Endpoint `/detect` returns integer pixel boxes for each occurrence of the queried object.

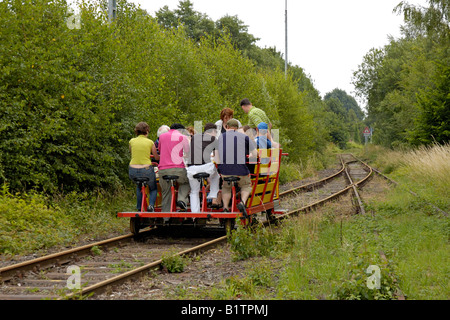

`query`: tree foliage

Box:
[0,0,129,192]
[1,0,335,193]
[353,0,449,148]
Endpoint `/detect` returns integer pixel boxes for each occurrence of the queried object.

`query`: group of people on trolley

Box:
[128,98,280,217]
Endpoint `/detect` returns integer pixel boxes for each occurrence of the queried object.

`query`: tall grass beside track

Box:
[283,143,449,300]
[216,143,449,300]
[276,191,449,300]
[362,143,450,212]
[0,185,130,257]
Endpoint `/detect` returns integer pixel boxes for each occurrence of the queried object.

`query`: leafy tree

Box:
[395,0,449,43]
[324,89,364,121]
[154,5,177,29]
[250,46,285,72]
[156,0,215,42]
[347,109,363,144]
[322,98,349,149]
[353,0,449,148]
[396,0,450,145]
[323,89,365,147]
[0,0,129,192]
[263,71,316,161]
[410,59,450,144]
[215,15,259,53]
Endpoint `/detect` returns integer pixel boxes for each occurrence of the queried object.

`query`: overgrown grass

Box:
[352,190,448,300]
[345,141,364,154]
[228,220,277,261]
[219,190,448,300]
[52,188,132,239]
[209,259,277,300]
[275,210,353,299]
[0,184,131,256]
[361,143,450,211]
[161,249,187,273]
[214,143,449,300]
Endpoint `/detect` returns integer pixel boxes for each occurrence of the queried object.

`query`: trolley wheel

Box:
[224,218,235,234]
[130,217,141,235]
[265,209,275,222]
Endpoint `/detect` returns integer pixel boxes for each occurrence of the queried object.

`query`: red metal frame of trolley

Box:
[117,149,288,223]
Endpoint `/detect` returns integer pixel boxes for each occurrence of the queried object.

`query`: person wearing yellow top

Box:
[129,122,159,211]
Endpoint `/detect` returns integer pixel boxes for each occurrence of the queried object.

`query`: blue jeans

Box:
[129,166,157,211]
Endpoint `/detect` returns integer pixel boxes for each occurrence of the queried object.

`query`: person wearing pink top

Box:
[157,123,190,212]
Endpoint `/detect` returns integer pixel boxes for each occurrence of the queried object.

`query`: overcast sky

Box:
[129,0,429,101]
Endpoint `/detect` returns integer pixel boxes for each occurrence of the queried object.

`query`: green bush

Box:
[0,184,74,255]
[333,250,402,300]
[161,250,186,273]
[229,220,277,260]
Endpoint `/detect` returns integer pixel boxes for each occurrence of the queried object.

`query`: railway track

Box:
[0,228,226,300]
[274,153,372,219]
[1,153,444,300]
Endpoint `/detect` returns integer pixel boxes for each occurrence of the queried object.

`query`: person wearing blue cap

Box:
[255,122,279,149]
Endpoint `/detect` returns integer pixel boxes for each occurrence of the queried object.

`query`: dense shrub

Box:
[0,184,74,254]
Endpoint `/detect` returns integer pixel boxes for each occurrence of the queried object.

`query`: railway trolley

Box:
[117,148,288,234]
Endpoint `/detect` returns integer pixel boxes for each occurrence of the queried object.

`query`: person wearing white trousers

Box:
[186,162,220,213]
